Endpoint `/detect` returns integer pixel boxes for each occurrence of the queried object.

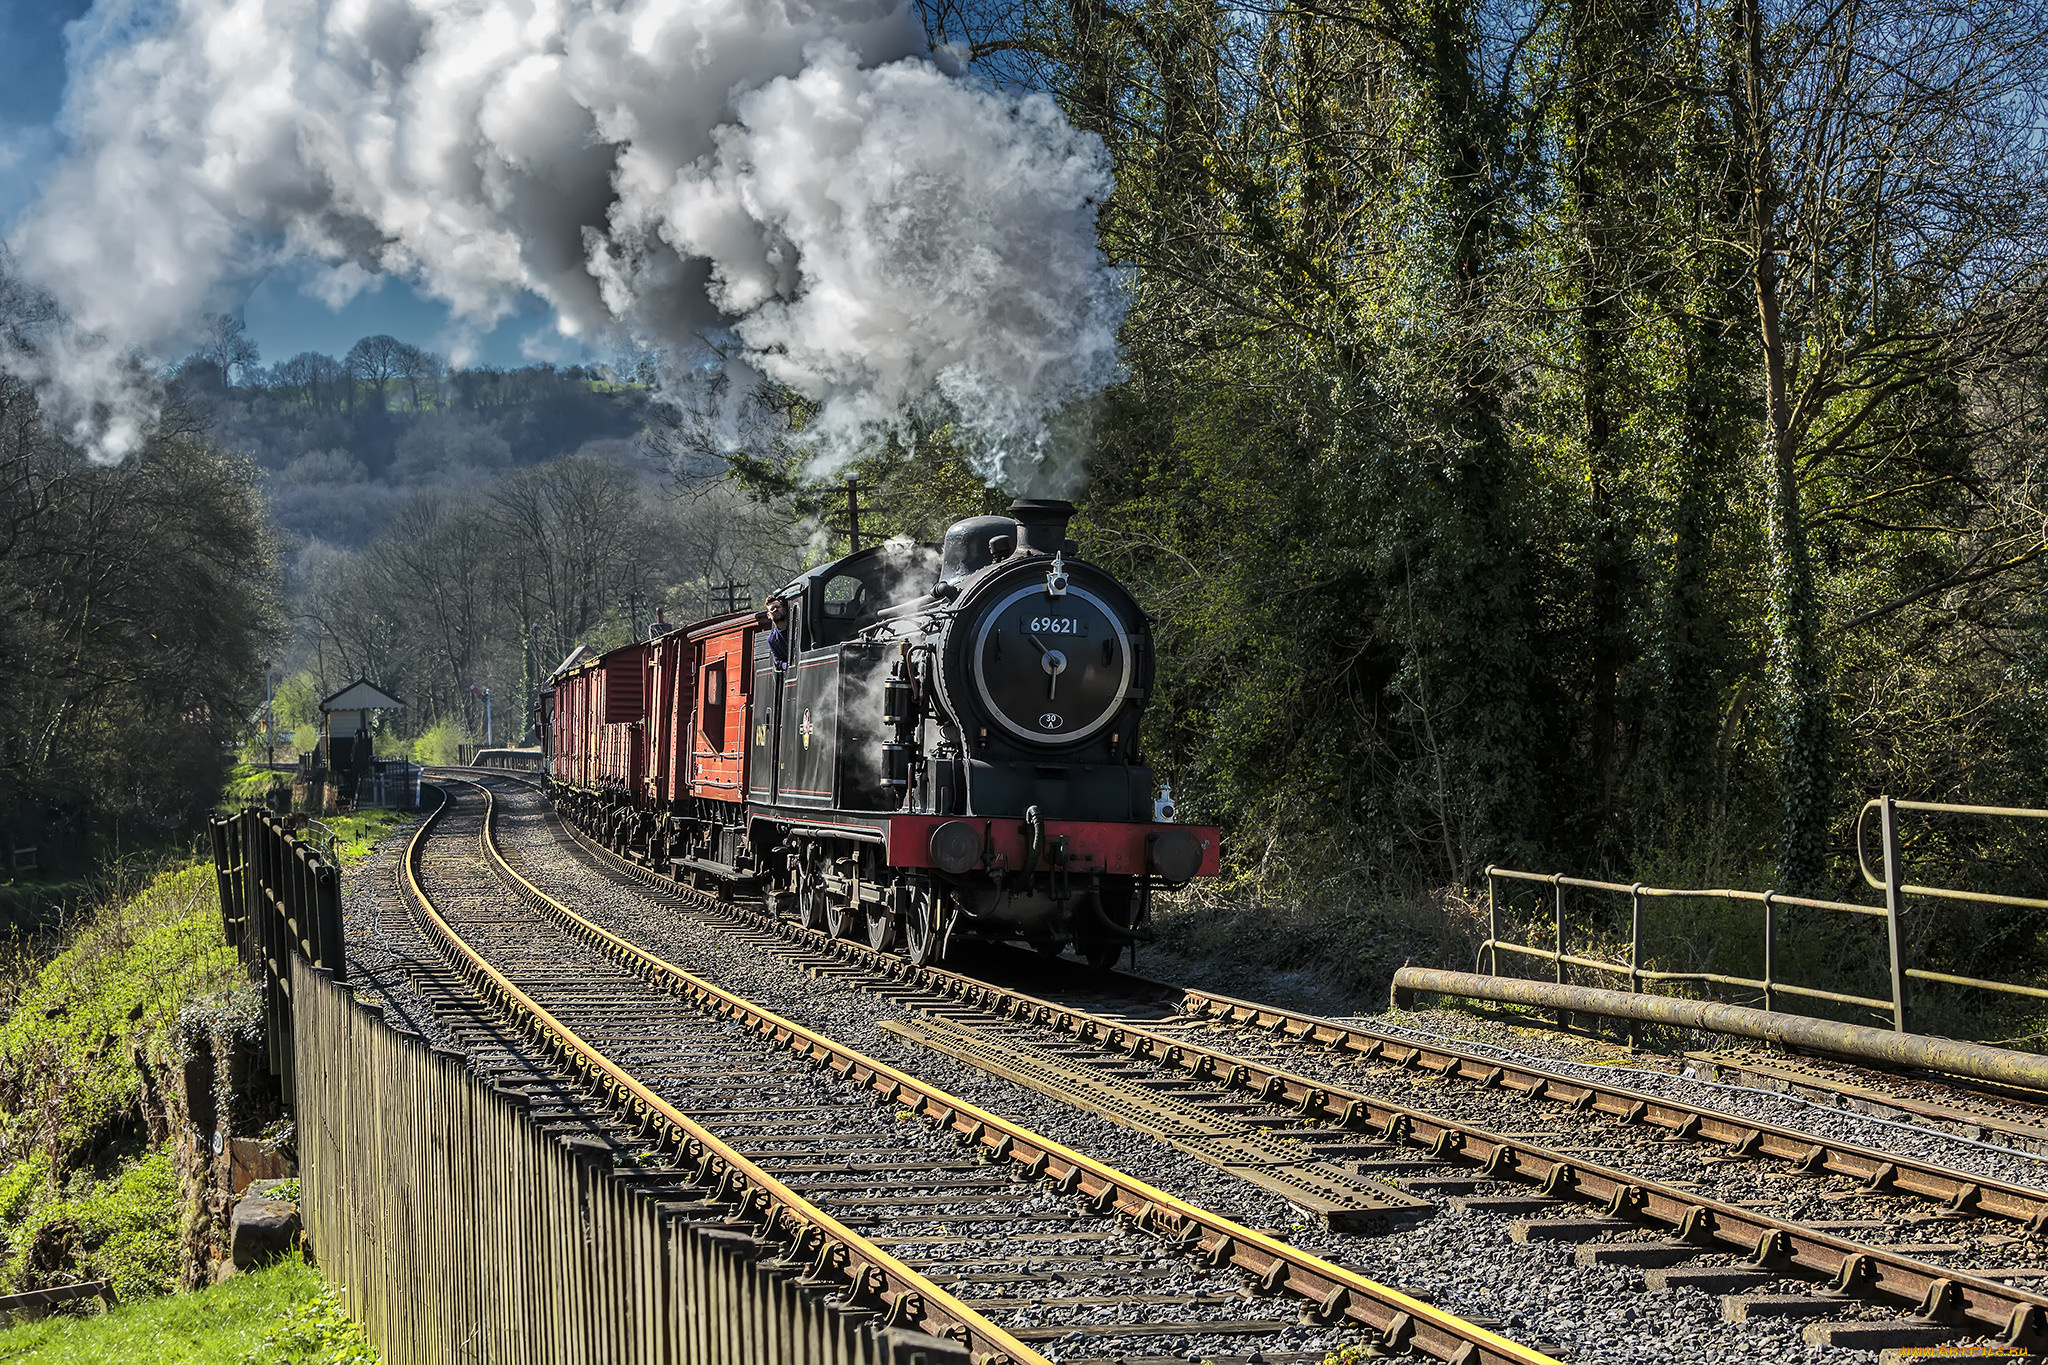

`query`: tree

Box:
[401,345,445,411]
[1722,0,2048,886]
[196,312,261,386]
[275,350,346,411]
[344,335,415,411]
[0,337,281,837]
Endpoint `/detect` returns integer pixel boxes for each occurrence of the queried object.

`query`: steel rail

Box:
[465,776,1557,1365]
[402,786,1044,1365]
[1168,984,2048,1229]
[928,984,2048,1349]
[579,819,2048,1240]
[521,779,2048,1350]
[760,914,2048,1341]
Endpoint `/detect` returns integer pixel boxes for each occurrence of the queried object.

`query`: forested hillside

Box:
[174,347,799,756]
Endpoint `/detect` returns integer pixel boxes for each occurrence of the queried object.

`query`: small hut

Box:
[318,678,404,802]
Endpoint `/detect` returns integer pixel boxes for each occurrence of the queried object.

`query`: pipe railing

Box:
[1478,794,2048,1040]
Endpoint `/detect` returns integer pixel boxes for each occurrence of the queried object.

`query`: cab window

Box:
[822,574,866,617]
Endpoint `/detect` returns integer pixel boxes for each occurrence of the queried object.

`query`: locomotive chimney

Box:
[1008,499,1075,556]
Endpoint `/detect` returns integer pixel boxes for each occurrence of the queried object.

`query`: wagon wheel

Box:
[902,884,941,967]
[864,896,898,953]
[1084,939,1125,971]
[795,852,830,932]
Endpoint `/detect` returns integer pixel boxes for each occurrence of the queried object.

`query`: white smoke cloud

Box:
[3,0,1126,486]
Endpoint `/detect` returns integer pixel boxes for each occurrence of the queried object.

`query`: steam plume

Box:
[4,0,1126,486]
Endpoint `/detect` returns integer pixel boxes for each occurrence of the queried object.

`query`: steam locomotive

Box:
[539,498,1219,967]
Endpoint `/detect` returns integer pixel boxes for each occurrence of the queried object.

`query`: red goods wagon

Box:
[552,663,597,790]
[595,643,650,794]
[647,631,693,805]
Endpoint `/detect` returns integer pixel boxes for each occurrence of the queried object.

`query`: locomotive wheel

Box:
[1083,940,1124,971]
[795,859,830,932]
[864,900,897,953]
[902,887,940,967]
[825,893,855,940]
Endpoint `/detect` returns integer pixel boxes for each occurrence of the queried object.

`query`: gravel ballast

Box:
[410,776,1951,1365]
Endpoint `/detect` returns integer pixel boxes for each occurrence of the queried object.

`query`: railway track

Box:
[1680,1047,2048,1155]
[480,769,2048,1357]
[399,777,1552,1365]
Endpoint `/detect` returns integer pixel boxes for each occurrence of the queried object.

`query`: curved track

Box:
[403,776,1555,1365]
[500,769,2048,1357]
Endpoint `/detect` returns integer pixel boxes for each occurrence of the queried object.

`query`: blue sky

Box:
[0,0,588,371]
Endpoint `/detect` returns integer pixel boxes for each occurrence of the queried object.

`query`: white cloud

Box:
[1,0,1125,483]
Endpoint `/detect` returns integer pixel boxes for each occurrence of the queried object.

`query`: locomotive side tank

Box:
[542,497,1219,968]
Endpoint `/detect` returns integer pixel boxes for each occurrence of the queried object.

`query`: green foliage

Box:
[0,865,252,1299]
[240,1267,379,1365]
[0,399,284,851]
[271,674,323,737]
[221,766,289,808]
[0,1150,182,1302]
[404,720,472,767]
[0,865,243,1171]
[885,0,2048,926]
[0,1256,379,1364]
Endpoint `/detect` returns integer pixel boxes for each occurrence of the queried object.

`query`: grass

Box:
[1148,876,1488,1011]
[312,811,408,867]
[220,765,291,809]
[0,864,257,1298]
[0,1256,377,1364]
[0,865,245,1169]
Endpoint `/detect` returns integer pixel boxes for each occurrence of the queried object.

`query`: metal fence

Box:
[465,748,544,772]
[213,808,971,1365]
[354,760,425,809]
[1478,794,2048,1038]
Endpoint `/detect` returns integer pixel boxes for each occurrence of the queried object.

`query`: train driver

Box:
[757,595,791,670]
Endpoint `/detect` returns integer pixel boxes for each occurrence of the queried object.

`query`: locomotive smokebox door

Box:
[970,584,1132,746]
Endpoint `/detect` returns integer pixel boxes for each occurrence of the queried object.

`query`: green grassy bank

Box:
[0,858,379,1360]
[0,1256,372,1364]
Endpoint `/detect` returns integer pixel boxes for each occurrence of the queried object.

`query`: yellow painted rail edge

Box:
[472,777,1559,1365]
[402,787,1045,1365]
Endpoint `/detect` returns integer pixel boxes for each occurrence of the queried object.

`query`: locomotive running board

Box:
[881,1014,1436,1235]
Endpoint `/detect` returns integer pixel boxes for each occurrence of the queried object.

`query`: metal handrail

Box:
[1482,793,2048,1041]
[302,819,340,862]
[1856,797,2048,910]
